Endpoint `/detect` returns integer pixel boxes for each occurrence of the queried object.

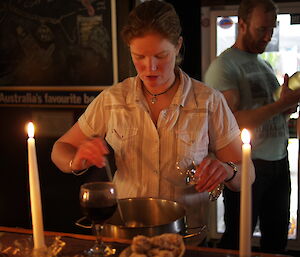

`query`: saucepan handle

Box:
[182,225,207,239]
[75,216,92,229]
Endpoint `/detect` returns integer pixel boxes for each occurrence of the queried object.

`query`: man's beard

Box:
[243,29,268,54]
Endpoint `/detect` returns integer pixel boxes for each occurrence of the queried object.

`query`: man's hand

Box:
[279,74,300,113]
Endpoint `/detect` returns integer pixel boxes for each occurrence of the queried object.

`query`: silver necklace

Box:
[143,78,177,104]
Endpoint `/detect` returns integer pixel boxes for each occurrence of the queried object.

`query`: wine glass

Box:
[179,160,224,201]
[162,159,224,201]
[79,182,118,256]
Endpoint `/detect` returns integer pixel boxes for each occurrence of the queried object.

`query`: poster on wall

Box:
[0,0,117,107]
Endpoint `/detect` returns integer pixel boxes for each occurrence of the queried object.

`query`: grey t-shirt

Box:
[205,47,288,161]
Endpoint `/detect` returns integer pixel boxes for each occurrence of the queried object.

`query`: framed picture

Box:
[0,0,118,107]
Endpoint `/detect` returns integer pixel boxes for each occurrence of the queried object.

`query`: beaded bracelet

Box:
[69,159,89,176]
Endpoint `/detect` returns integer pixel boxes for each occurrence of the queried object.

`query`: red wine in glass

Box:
[81,204,117,225]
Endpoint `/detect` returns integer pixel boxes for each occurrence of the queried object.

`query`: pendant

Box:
[151,96,157,104]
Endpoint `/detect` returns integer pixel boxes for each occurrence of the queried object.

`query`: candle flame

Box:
[83,191,89,201]
[28,122,35,138]
[241,129,250,144]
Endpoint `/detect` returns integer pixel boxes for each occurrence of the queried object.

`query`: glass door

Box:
[204,2,300,250]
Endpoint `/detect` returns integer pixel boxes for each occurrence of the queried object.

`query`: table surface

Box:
[0,226,291,257]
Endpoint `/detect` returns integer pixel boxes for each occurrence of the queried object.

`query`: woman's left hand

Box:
[194,157,228,193]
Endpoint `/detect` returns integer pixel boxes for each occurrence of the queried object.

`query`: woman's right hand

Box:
[52,122,109,173]
[71,137,109,171]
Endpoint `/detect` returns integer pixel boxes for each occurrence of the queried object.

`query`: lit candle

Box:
[239,129,252,257]
[27,122,46,250]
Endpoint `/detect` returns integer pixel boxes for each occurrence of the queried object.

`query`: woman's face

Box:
[129,33,181,89]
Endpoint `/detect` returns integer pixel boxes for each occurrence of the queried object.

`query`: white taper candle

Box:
[27,122,46,250]
[239,129,252,257]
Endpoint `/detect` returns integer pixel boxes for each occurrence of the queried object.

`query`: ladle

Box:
[104,157,126,225]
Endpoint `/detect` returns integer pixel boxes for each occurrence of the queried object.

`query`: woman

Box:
[51,0,255,244]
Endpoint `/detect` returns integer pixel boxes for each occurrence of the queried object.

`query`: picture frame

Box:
[0,0,118,107]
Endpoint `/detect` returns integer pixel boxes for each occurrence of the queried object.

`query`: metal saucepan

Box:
[101,197,206,240]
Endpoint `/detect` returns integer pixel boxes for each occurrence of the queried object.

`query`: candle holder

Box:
[0,236,65,257]
[31,247,48,257]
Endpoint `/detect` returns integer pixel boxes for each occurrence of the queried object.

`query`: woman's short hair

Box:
[121,0,182,47]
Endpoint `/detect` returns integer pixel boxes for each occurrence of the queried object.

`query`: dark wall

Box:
[168,0,202,80]
[0,107,83,233]
[0,107,116,233]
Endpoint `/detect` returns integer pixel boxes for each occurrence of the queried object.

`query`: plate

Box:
[119,247,132,257]
[119,243,185,257]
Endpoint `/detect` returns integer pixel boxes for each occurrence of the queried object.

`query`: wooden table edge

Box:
[0,226,290,257]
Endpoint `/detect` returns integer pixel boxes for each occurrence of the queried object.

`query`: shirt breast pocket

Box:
[106,127,138,158]
[176,130,208,161]
[177,131,196,145]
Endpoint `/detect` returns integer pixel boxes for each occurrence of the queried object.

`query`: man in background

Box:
[205,0,300,253]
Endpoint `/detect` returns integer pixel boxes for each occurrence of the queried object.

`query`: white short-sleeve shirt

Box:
[78,69,240,233]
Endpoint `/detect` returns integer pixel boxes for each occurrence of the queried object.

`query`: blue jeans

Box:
[218,157,291,254]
